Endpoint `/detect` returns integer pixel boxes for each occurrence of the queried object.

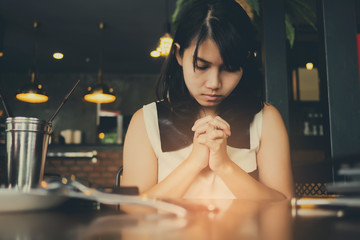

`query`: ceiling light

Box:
[84,22,116,104]
[150,33,173,58]
[16,21,48,103]
[53,52,64,59]
[16,72,49,103]
[84,70,116,103]
[306,62,314,70]
[150,50,161,58]
[150,0,173,58]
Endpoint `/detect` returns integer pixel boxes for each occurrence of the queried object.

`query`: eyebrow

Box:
[196,57,212,64]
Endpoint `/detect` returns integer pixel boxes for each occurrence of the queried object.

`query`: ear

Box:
[174,43,183,66]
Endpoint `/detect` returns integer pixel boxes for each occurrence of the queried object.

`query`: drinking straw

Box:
[0,86,12,117]
[48,79,80,123]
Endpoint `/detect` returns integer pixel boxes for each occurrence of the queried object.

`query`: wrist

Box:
[210,155,232,175]
[185,154,208,172]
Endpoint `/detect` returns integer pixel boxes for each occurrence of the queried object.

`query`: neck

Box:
[199,107,217,118]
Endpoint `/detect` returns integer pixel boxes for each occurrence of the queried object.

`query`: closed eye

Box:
[195,57,211,71]
[195,64,209,70]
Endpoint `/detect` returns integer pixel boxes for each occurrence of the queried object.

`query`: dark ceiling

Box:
[0,0,176,74]
[0,0,359,75]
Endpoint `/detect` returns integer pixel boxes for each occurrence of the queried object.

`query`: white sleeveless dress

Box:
[143,102,262,199]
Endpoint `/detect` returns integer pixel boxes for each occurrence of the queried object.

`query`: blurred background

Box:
[0,0,359,192]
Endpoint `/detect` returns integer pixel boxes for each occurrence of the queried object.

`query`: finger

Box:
[194,123,211,137]
[204,138,223,152]
[197,134,207,144]
[208,117,231,136]
[215,116,230,129]
[192,116,213,131]
[207,129,226,140]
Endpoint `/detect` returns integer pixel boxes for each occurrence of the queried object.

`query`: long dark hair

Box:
[157,0,264,127]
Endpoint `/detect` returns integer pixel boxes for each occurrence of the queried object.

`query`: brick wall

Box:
[0,145,123,188]
[45,147,123,188]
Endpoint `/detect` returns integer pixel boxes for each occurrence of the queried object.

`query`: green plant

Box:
[172,0,317,48]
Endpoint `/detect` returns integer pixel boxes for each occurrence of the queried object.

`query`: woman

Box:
[121,0,293,199]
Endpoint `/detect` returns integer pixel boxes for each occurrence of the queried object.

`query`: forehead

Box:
[187,38,222,63]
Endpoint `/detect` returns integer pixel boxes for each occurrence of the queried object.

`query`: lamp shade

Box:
[84,82,116,103]
[16,73,48,103]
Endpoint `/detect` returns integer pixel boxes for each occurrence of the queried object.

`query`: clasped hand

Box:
[190,115,231,172]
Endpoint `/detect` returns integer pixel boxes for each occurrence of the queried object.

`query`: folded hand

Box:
[192,116,231,172]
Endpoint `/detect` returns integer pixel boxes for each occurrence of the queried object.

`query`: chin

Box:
[199,101,219,108]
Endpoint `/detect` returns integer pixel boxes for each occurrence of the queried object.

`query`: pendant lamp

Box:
[16,21,48,103]
[150,0,173,58]
[16,72,48,103]
[84,22,116,104]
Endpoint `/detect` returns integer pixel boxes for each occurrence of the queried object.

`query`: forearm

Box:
[143,158,203,198]
[214,159,286,200]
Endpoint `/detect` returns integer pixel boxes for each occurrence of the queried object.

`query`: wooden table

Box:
[0,198,359,240]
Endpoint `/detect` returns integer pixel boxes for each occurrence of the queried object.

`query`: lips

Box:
[202,94,222,101]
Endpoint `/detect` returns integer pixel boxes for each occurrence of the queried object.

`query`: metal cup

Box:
[5,117,52,191]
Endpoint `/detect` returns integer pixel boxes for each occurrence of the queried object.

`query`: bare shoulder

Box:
[123,108,147,150]
[261,103,288,139]
[127,108,146,132]
[131,108,144,124]
[262,103,284,123]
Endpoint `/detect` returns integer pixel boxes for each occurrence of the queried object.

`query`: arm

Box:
[121,108,209,198]
[120,109,158,193]
[256,104,294,198]
[196,104,293,199]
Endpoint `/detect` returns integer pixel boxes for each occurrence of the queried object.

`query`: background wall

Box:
[0,73,158,143]
[45,146,123,189]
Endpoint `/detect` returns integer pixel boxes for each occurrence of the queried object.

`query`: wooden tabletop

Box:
[0,198,359,240]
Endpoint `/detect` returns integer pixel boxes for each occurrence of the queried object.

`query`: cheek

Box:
[183,66,200,92]
[223,73,242,92]
[221,79,241,98]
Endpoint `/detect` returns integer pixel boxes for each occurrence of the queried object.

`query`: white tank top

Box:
[143,102,262,199]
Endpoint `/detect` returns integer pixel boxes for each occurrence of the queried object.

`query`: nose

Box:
[205,70,221,90]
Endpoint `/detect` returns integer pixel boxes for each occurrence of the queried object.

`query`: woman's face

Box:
[176,38,243,112]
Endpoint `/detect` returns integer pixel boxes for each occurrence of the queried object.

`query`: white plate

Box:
[0,188,67,212]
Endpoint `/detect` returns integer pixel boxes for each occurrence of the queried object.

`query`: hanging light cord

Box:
[97,22,104,84]
[164,0,171,33]
[32,21,39,80]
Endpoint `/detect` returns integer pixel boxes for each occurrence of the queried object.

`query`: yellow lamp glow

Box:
[84,69,116,103]
[159,33,173,55]
[150,33,173,58]
[0,52,3,57]
[306,62,314,70]
[84,92,116,103]
[53,52,64,59]
[150,50,161,58]
[98,132,105,139]
[16,93,48,103]
[16,72,48,103]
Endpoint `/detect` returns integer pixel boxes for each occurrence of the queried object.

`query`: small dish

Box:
[0,188,67,212]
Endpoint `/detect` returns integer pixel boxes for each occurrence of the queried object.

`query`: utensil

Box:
[48,79,80,123]
[43,179,188,217]
[5,117,52,191]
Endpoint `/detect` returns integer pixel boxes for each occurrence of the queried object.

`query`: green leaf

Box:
[292,0,316,18]
[172,0,196,30]
[285,13,295,48]
[286,0,317,31]
[172,0,186,23]
[245,0,261,16]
